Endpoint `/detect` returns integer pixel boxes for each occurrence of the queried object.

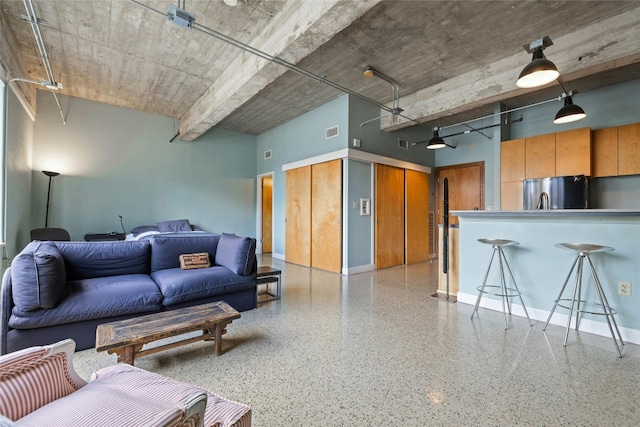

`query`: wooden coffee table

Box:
[95,301,240,365]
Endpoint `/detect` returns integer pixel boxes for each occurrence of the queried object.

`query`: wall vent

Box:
[264,149,272,159]
[428,211,436,256]
[398,139,408,149]
[325,125,339,139]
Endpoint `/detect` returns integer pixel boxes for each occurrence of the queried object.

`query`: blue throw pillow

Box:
[215,233,256,276]
[156,219,192,232]
[11,241,66,311]
[130,225,159,236]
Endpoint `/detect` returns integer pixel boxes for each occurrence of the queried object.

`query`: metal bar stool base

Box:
[471,239,532,330]
[543,243,624,357]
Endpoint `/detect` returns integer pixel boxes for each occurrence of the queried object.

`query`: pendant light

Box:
[516,36,559,88]
[427,130,446,150]
[554,93,586,124]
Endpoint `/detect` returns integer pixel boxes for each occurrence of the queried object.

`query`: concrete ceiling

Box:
[2,0,639,141]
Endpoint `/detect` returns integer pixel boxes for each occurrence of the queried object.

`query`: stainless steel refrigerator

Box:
[523,175,589,210]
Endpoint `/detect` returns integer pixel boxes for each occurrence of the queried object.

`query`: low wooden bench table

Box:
[95,301,240,365]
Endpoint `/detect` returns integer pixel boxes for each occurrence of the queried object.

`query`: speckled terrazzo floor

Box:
[73,256,640,427]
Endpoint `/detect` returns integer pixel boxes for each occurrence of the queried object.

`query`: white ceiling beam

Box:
[179,0,382,141]
[381,8,640,132]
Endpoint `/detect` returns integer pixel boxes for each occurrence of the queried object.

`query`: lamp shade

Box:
[426,131,446,150]
[516,47,559,88]
[553,96,587,124]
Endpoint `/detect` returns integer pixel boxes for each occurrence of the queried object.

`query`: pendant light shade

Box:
[517,47,559,88]
[553,96,586,124]
[426,130,446,150]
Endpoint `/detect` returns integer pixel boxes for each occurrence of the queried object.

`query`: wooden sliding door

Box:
[285,166,311,267]
[375,164,405,269]
[311,159,342,273]
[405,169,430,264]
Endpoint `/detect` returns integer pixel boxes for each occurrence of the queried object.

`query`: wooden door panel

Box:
[261,176,273,253]
[285,167,311,267]
[375,164,405,269]
[405,169,429,264]
[501,181,523,210]
[436,162,484,226]
[311,159,342,273]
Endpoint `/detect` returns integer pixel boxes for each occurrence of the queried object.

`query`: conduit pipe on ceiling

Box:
[129,0,428,127]
[20,0,65,124]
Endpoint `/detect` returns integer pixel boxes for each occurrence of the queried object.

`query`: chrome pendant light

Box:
[554,93,586,124]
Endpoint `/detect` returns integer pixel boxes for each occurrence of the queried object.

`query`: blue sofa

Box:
[0,233,257,355]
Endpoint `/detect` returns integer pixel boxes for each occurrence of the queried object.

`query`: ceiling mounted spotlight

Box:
[223,0,238,6]
[362,65,403,114]
[554,92,586,124]
[517,36,559,88]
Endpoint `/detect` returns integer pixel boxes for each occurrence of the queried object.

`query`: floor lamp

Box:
[42,170,60,227]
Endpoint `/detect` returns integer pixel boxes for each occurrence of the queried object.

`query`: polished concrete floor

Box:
[74,256,640,427]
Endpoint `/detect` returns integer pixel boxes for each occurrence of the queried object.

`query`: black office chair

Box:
[30,228,71,241]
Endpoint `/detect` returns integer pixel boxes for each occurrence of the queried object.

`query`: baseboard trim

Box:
[342,264,374,275]
[457,292,640,345]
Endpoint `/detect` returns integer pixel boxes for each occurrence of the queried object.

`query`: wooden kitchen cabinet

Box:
[555,127,591,176]
[592,127,619,177]
[618,123,640,175]
[501,181,523,210]
[501,138,525,182]
[525,133,556,178]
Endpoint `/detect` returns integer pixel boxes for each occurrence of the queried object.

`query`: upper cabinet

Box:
[555,127,592,177]
[500,138,525,182]
[618,123,640,175]
[592,123,640,177]
[525,133,556,178]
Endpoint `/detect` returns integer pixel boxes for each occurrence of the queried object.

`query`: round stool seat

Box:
[478,238,519,247]
[555,243,614,254]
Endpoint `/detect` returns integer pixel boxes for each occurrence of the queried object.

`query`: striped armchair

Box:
[0,339,251,427]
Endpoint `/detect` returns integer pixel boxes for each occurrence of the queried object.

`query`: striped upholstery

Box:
[1,340,251,427]
[0,341,84,421]
[203,391,252,427]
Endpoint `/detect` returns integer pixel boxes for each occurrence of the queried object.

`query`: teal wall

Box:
[5,88,34,257]
[346,159,373,268]
[31,93,257,242]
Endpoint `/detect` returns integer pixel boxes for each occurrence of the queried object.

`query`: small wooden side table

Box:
[256,266,281,303]
[95,301,240,365]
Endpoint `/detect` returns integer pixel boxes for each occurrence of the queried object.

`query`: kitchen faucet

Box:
[537,191,550,210]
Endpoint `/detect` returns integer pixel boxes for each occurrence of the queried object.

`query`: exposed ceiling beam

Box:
[179,0,382,141]
[380,7,640,132]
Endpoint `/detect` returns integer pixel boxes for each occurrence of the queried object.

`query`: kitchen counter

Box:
[452,209,640,344]
[452,209,640,217]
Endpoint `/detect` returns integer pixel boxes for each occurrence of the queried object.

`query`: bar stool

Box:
[543,243,624,357]
[471,239,532,329]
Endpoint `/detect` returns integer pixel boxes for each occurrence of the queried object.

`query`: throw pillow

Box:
[11,241,66,311]
[156,219,191,232]
[215,233,255,276]
[130,225,159,236]
[179,252,211,270]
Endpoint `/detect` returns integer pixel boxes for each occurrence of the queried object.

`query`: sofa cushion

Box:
[11,241,66,311]
[8,275,162,329]
[149,235,220,273]
[15,364,206,427]
[55,241,151,280]
[156,219,191,232]
[215,233,256,276]
[151,267,255,306]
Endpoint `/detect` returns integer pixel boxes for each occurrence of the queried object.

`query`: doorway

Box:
[257,173,274,254]
[435,161,484,227]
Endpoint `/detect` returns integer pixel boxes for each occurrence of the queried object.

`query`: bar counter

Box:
[451,209,640,344]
